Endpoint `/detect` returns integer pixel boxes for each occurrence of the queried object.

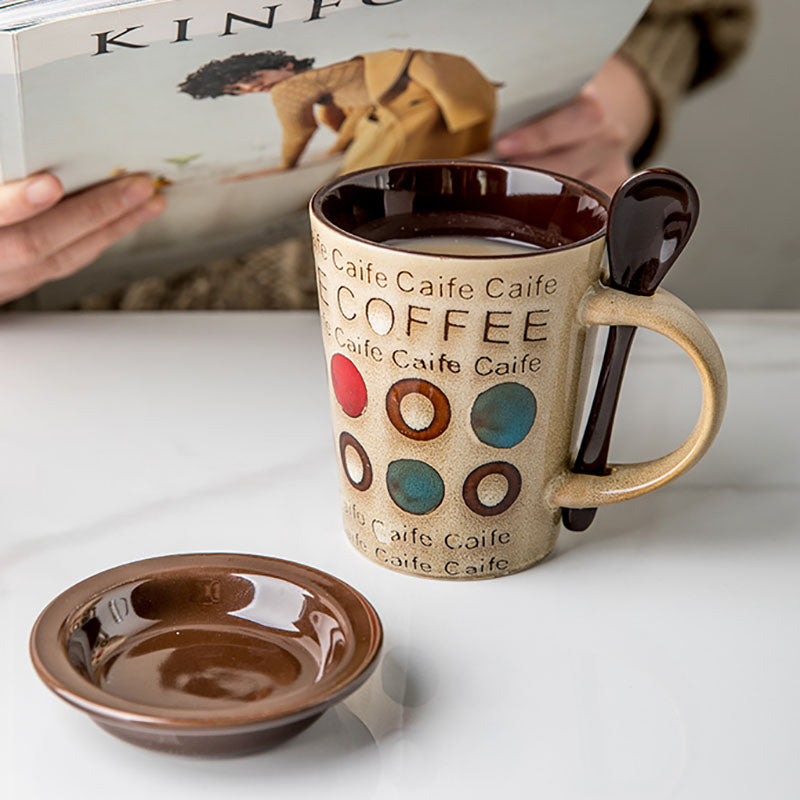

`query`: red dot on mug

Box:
[331,354,367,417]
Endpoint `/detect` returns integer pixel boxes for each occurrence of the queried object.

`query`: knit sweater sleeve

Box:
[618,0,756,165]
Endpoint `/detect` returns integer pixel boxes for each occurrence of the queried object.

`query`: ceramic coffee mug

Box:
[310,161,726,579]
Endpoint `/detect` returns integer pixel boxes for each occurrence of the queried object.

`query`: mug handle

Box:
[546,283,727,510]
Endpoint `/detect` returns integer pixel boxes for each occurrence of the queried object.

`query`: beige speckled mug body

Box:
[310,162,727,579]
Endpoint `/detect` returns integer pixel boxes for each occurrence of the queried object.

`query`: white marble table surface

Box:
[1,311,797,799]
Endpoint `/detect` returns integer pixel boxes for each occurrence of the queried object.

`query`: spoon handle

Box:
[562,324,637,532]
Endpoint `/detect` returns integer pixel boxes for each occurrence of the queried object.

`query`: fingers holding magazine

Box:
[495,55,654,196]
[0,174,165,304]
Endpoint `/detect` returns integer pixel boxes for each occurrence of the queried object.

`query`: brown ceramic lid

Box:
[30,553,382,756]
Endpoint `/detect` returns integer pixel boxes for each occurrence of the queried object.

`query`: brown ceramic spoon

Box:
[562,168,700,532]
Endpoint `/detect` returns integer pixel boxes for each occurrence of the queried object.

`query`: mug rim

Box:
[310,159,610,259]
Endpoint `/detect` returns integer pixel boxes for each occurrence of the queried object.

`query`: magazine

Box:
[0,0,649,306]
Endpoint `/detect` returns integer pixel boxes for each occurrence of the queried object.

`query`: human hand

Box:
[494,55,654,196]
[0,173,165,305]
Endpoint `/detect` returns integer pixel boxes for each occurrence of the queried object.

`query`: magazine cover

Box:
[0,0,649,305]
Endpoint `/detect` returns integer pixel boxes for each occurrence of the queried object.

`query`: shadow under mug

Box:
[309,161,727,580]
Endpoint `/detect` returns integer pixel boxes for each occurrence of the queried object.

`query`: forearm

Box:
[271,82,321,169]
[280,129,315,169]
[619,0,756,164]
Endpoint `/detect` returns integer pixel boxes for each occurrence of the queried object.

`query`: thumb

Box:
[0,174,63,227]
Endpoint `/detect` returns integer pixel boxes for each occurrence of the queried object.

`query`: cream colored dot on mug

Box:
[366,297,395,335]
[344,444,364,484]
[476,472,509,508]
[399,392,436,431]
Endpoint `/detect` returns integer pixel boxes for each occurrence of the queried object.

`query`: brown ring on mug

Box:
[463,462,522,517]
[386,378,451,441]
[339,432,373,491]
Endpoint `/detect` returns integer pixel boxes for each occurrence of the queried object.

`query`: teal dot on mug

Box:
[386,460,445,515]
[471,382,537,448]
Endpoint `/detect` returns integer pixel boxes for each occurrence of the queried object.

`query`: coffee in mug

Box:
[382,235,541,256]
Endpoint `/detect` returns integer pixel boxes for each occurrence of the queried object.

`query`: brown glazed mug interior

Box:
[312,160,608,252]
[30,554,382,756]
